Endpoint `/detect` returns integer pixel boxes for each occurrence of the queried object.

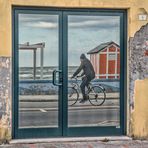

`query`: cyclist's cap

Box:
[80,54,86,59]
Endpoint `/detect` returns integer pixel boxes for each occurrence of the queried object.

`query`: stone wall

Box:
[0,57,11,141]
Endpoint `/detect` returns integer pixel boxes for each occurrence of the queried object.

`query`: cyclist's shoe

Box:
[79,96,89,103]
[79,99,86,103]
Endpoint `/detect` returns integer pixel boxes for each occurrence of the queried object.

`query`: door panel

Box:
[13,10,63,138]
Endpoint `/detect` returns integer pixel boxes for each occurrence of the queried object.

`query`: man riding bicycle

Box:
[71,54,95,103]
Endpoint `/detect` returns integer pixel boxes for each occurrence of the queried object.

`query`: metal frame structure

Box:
[19,42,45,79]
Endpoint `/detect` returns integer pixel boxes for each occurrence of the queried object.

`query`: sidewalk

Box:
[0,137,148,148]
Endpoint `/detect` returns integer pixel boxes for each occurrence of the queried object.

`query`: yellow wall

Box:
[0,0,148,139]
[132,79,148,138]
[0,0,148,56]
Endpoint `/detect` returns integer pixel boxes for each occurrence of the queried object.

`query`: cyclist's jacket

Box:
[73,58,95,80]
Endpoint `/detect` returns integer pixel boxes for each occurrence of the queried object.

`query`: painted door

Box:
[13,8,126,138]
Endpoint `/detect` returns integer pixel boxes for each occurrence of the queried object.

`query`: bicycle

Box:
[68,76,106,106]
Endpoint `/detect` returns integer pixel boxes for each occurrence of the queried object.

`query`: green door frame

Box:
[12,8,64,138]
[62,10,127,137]
[12,7,127,139]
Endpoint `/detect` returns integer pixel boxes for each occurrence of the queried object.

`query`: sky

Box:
[19,14,120,67]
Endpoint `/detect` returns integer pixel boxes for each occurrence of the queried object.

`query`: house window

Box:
[108,53,116,60]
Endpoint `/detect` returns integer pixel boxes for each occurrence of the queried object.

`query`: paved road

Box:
[19,108,119,128]
[18,94,120,128]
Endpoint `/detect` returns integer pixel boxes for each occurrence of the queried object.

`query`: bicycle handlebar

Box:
[71,75,81,80]
[76,75,82,78]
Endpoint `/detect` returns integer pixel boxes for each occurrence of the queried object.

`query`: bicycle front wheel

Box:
[88,86,106,106]
[68,87,79,106]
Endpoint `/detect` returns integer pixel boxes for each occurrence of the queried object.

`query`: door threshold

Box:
[10,136,132,144]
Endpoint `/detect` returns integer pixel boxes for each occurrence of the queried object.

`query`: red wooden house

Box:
[87,41,120,79]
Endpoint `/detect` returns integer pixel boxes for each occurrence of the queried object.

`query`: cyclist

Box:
[71,53,95,103]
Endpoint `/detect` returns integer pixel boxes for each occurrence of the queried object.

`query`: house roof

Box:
[87,41,119,54]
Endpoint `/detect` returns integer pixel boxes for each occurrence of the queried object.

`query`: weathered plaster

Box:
[129,24,148,110]
[131,79,148,138]
[129,24,148,138]
[0,57,11,140]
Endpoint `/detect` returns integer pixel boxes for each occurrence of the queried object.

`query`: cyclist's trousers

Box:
[80,76,92,99]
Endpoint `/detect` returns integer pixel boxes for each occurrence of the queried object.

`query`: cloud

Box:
[25,21,57,28]
[19,14,58,29]
[19,14,57,23]
[69,17,119,29]
[19,14,120,30]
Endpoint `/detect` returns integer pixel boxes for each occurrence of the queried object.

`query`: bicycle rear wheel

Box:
[68,87,79,106]
[88,86,106,106]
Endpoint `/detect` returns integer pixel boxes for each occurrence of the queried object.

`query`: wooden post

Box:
[40,47,44,79]
[33,49,36,80]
